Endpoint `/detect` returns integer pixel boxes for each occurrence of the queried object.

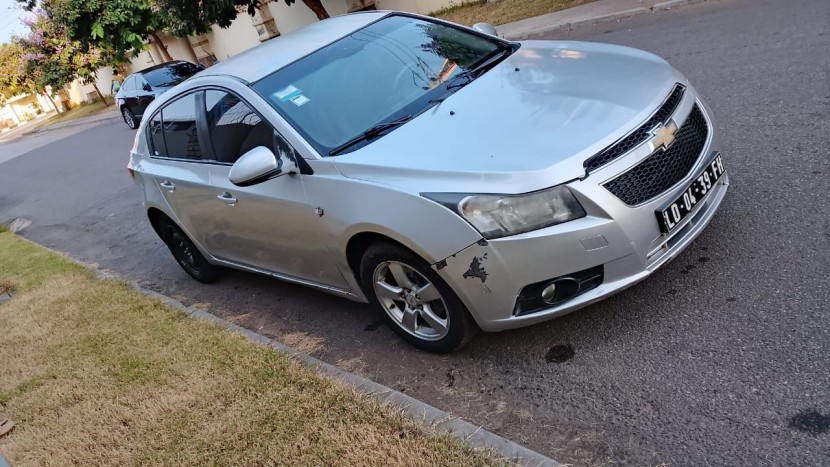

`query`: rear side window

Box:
[204,90,275,164]
[144,62,202,88]
[159,93,202,160]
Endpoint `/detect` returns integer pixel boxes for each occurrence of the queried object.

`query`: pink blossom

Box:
[22,52,45,61]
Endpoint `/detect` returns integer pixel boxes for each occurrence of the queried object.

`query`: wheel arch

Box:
[345,231,414,291]
[146,207,167,239]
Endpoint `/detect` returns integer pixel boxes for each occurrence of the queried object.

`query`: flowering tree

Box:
[16,10,120,108]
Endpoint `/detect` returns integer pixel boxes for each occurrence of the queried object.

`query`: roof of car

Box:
[134,60,192,75]
[199,11,390,83]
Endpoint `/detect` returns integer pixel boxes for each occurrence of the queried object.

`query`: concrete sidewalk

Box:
[499,0,708,39]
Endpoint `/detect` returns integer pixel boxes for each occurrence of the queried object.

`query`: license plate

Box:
[656,154,725,233]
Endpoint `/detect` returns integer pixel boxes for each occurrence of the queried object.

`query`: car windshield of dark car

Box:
[144,62,202,88]
[252,15,509,156]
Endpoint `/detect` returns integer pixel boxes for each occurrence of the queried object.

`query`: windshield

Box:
[143,62,202,88]
[252,15,511,156]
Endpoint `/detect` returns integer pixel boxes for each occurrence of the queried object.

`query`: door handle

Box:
[217,192,237,205]
[159,180,175,191]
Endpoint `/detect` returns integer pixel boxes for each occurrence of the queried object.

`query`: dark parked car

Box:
[116,61,204,129]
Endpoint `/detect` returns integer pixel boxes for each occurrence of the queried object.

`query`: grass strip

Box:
[0,232,502,466]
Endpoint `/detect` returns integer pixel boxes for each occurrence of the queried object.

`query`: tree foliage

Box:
[0,42,30,104]
[13,10,121,105]
[18,0,331,62]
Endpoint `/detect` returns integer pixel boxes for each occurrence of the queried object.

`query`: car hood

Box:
[333,40,686,194]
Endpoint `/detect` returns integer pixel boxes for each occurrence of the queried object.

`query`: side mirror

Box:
[229,146,299,187]
[472,22,498,36]
[143,83,153,92]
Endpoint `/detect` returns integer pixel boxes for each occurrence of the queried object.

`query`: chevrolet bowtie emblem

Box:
[647,120,678,152]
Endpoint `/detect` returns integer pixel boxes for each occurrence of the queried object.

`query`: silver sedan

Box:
[128,11,728,352]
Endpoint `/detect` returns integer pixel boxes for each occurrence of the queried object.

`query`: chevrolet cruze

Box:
[128,11,729,352]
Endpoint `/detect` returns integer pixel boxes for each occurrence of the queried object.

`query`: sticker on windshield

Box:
[275,85,303,102]
[290,94,310,106]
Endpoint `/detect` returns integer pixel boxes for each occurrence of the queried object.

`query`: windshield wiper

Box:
[329,115,414,156]
[429,47,513,105]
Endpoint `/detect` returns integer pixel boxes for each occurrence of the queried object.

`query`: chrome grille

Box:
[603,105,709,206]
[583,84,685,173]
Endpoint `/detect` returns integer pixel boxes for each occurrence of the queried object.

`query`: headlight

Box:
[423,185,586,239]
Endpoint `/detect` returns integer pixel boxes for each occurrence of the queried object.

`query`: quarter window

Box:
[160,93,202,160]
[149,112,165,157]
[123,76,136,92]
[204,90,278,164]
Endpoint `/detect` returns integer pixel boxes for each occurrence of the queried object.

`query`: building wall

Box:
[163,36,199,63]
[206,15,262,61]
[63,66,117,106]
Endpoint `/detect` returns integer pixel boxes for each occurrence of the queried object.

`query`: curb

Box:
[503,0,709,40]
[7,234,559,467]
[22,113,121,137]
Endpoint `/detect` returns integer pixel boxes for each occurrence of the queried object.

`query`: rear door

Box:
[141,91,216,246]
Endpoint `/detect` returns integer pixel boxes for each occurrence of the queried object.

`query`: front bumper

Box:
[433,97,729,332]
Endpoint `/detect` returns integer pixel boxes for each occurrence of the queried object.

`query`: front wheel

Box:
[360,242,478,353]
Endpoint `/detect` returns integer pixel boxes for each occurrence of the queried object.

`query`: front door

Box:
[201,90,348,289]
[133,77,156,118]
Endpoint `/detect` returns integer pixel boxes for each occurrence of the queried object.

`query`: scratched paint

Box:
[462,254,489,283]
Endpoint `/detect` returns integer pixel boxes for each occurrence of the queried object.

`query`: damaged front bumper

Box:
[432,102,728,332]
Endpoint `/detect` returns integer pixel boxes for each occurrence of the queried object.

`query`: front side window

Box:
[160,93,202,160]
[252,15,510,156]
[205,90,290,164]
[123,76,136,92]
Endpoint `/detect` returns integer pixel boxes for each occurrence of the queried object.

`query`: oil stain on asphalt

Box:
[789,410,830,435]
[364,321,382,331]
[545,344,575,363]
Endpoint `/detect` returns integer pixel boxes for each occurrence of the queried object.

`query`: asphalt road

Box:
[1,0,828,464]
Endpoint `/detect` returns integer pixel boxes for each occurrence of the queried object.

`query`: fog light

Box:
[541,283,557,303]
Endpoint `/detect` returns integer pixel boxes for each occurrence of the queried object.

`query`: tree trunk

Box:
[148,30,174,62]
[43,92,61,114]
[302,0,330,20]
[92,82,110,106]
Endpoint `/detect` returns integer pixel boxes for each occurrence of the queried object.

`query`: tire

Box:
[158,216,221,283]
[121,107,138,129]
[359,242,478,353]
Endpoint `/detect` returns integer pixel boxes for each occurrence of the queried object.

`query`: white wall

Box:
[269,0,351,35]
[207,14,262,61]
[163,35,199,63]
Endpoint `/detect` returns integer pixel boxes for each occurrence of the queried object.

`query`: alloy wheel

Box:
[122,108,135,128]
[372,261,449,341]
